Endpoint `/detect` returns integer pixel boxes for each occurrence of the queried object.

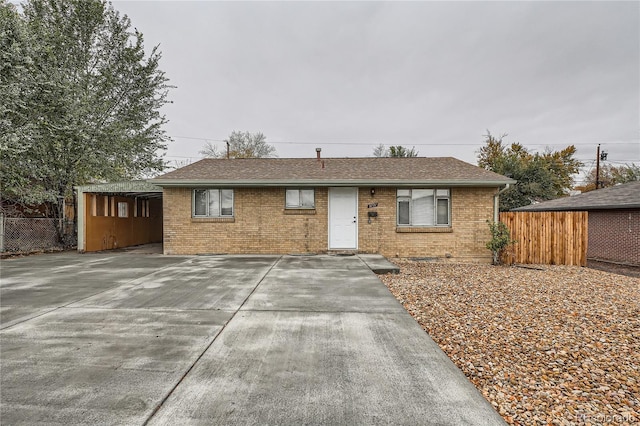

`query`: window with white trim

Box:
[193,189,234,217]
[285,188,315,209]
[397,189,450,226]
[117,202,129,218]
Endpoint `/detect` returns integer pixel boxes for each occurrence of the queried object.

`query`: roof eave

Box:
[513,204,640,212]
[149,178,516,188]
[75,181,162,193]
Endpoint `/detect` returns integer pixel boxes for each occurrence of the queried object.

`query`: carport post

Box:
[75,188,85,252]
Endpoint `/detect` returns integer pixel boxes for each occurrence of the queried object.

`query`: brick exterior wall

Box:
[587,209,640,265]
[163,186,497,262]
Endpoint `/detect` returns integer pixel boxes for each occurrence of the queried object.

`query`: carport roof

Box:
[150,157,515,187]
[512,180,640,211]
[75,181,162,198]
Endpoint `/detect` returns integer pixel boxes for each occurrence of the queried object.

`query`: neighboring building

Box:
[512,181,640,265]
[150,155,514,262]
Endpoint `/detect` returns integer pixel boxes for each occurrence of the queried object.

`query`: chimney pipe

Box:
[316,147,321,161]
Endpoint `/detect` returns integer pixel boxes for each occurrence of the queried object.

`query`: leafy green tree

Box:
[200,131,277,159]
[0,0,172,240]
[0,1,38,208]
[477,132,582,211]
[577,163,640,192]
[389,146,418,157]
[372,144,419,157]
[609,164,640,184]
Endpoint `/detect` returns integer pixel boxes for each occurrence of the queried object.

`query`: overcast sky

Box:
[112,1,639,183]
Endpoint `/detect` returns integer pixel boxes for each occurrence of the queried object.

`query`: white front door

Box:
[329,187,358,249]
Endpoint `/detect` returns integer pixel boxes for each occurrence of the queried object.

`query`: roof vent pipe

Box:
[316,147,321,161]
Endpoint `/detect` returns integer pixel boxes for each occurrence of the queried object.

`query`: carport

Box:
[75,181,163,252]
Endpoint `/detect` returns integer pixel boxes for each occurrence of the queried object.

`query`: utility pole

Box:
[226,141,230,159]
[595,144,608,189]
[595,144,601,189]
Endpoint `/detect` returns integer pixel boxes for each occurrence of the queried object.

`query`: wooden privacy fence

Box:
[499,211,588,266]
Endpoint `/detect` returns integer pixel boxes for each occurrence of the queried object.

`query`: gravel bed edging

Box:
[379,261,639,426]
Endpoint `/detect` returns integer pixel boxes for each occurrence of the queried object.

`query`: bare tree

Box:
[200,131,277,158]
[373,144,387,157]
[372,144,419,157]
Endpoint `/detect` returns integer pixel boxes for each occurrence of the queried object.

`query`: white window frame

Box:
[397,188,450,227]
[117,202,129,218]
[192,189,234,217]
[285,188,315,209]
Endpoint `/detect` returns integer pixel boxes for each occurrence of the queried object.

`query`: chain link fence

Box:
[0,214,75,253]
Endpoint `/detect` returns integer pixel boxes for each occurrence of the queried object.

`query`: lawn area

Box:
[380,261,639,425]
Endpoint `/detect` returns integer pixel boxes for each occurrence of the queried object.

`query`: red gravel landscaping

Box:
[380,261,639,426]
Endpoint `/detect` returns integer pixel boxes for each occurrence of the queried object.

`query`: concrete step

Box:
[357,254,400,274]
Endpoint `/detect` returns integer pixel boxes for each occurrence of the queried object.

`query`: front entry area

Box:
[328,187,358,250]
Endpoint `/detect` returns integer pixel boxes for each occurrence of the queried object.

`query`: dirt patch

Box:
[0,247,65,259]
[587,259,640,279]
[380,261,639,425]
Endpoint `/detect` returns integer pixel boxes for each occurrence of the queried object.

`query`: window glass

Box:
[300,189,315,208]
[285,189,300,208]
[193,189,233,217]
[411,190,434,226]
[220,189,233,216]
[436,198,449,225]
[194,190,207,216]
[208,189,220,216]
[286,189,315,208]
[397,188,450,226]
[117,202,128,218]
[398,199,410,225]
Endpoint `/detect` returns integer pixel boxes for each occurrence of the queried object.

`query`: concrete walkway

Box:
[1,252,504,425]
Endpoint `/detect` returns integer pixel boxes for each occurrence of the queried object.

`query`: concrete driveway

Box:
[1,252,504,425]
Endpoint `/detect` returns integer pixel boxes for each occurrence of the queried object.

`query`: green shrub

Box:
[486,221,516,265]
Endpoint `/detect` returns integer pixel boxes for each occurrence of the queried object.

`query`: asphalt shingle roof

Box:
[512,180,640,211]
[151,157,513,187]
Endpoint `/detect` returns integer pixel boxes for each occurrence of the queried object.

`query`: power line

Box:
[169,134,639,147]
[163,155,200,159]
[162,154,639,164]
[575,157,640,163]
